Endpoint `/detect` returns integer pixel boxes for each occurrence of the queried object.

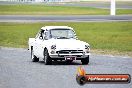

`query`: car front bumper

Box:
[49,53,90,60]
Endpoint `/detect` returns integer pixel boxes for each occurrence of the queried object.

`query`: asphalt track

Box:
[0,47,132,88]
[0,15,132,22]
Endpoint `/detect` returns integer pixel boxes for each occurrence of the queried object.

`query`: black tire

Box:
[31,47,39,62]
[81,56,89,65]
[44,48,52,65]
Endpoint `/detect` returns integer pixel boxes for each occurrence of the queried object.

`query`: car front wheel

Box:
[81,56,89,65]
[44,49,52,65]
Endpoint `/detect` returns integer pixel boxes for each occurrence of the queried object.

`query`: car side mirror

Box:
[39,36,43,40]
[44,36,48,40]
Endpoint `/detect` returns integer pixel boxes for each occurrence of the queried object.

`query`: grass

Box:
[0,5,132,15]
[117,9,132,15]
[0,22,132,56]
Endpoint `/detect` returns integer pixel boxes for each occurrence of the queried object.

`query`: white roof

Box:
[41,26,73,30]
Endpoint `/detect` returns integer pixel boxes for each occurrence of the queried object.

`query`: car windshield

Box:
[50,29,76,39]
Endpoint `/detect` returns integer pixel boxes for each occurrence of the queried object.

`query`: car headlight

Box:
[85,45,90,53]
[51,45,56,50]
[85,45,89,49]
[50,45,56,54]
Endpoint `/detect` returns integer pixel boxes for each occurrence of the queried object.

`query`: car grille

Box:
[56,50,83,54]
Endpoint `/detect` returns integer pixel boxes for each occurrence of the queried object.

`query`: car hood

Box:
[48,39,89,50]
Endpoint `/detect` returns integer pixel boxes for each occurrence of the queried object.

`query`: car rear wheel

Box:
[31,47,39,62]
[81,56,89,65]
[44,49,52,65]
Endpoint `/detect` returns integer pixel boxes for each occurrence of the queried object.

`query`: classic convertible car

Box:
[28,26,90,65]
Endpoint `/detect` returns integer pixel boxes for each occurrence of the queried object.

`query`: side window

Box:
[39,30,44,40]
[44,30,49,40]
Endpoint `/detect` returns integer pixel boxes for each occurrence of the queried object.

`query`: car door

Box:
[34,30,44,58]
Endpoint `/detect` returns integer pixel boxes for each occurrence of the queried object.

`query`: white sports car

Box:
[28,26,90,65]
